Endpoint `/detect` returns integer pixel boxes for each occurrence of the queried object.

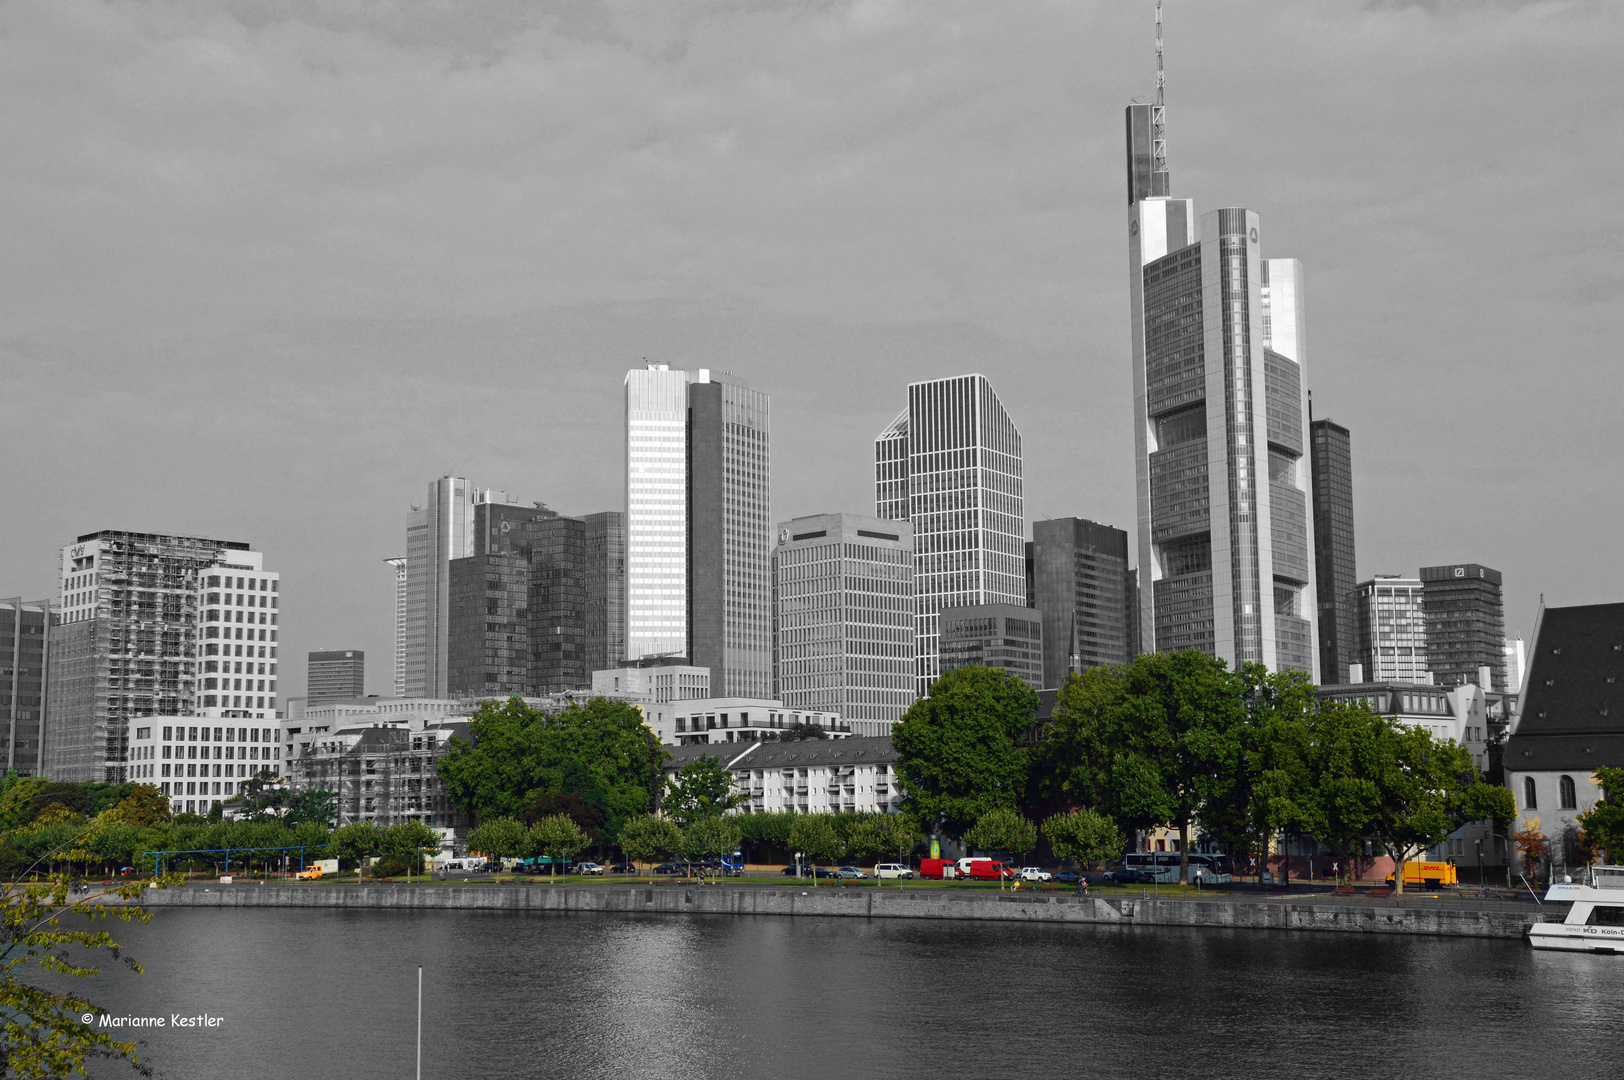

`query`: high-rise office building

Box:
[875,374,1025,697]
[1124,68,1318,678]
[623,364,772,697]
[772,513,915,731]
[45,530,277,781]
[1309,418,1357,683]
[1420,563,1507,691]
[447,551,530,698]
[403,478,525,698]
[938,603,1044,692]
[583,511,626,675]
[528,514,589,694]
[307,650,365,703]
[1,598,54,775]
[1354,575,1428,683]
[384,556,407,697]
[1027,518,1135,687]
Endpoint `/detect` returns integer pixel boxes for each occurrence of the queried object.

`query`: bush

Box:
[370,856,410,878]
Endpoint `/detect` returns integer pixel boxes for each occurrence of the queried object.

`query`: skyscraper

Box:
[772,513,915,732]
[939,603,1045,691]
[1309,418,1357,683]
[308,650,365,702]
[1124,54,1318,678]
[1354,575,1428,683]
[1420,563,1507,691]
[623,364,772,698]
[583,511,626,675]
[527,514,589,694]
[45,530,277,781]
[875,374,1025,697]
[384,556,407,697]
[1027,517,1134,687]
[1,598,53,775]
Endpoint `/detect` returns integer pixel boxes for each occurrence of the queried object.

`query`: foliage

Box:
[775,723,828,742]
[1513,820,1548,881]
[377,821,440,871]
[680,817,742,876]
[102,786,172,828]
[843,814,921,872]
[962,808,1037,889]
[529,815,590,879]
[618,815,682,878]
[469,817,532,863]
[328,823,382,870]
[436,697,667,842]
[371,856,410,878]
[892,664,1041,838]
[1578,768,1624,865]
[522,790,604,843]
[662,757,744,825]
[1042,808,1124,869]
[788,815,843,886]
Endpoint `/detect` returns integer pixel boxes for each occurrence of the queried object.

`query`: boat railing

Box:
[1589,865,1624,890]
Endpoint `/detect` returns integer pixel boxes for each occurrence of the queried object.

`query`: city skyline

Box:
[3,2,1619,698]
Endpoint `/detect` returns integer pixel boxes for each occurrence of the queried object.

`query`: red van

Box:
[919,858,958,880]
[964,860,1011,881]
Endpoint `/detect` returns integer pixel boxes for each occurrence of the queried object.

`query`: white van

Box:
[874,863,914,880]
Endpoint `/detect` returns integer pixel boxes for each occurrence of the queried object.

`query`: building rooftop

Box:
[1504,602,1624,771]
[664,735,898,772]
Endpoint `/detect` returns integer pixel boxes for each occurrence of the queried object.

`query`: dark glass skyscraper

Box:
[307,650,364,702]
[1027,518,1134,687]
[1310,418,1357,683]
[1420,563,1507,691]
[1,599,53,775]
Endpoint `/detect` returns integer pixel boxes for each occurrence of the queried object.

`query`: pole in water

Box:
[416,965,423,1080]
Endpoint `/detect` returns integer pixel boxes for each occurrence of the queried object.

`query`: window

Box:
[1524,777,1537,811]
[1560,775,1577,810]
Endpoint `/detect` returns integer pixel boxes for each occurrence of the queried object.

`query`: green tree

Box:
[329,822,382,876]
[892,665,1041,839]
[379,821,442,879]
[788,815,843,887]
[775,723,828,742]
[469,817,531,869]
[618,815,682,881]
[844,815,921,884]
[437,697,667,842]
[962,807,1037,890]
[105,785,172,828]
[663,757,744,825]
[283,789,338,828]
[1043,808,1124,875]
[1579,768,1624,864]
[529,814,590,881]
[680,817,743,881]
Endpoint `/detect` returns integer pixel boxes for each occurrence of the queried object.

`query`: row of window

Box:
[1524,775,1579,812]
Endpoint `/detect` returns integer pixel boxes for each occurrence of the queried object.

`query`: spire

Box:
[1152,0,1168,180]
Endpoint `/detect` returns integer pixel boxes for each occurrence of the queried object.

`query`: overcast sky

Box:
[3,0,1620,698]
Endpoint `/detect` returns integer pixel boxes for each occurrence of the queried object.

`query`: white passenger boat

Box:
[1528,865,1624,953]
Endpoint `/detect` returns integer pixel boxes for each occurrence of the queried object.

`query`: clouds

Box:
[2,0,1620,693]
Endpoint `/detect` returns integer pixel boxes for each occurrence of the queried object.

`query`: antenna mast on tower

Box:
[1152,0,1168,180]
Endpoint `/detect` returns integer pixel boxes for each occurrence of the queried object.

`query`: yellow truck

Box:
[1386,861,1458,888]
[296,859,339,881]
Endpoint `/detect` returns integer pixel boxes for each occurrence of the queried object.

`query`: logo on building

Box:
[1249,227,1259,244]
[1454,567,1466,578]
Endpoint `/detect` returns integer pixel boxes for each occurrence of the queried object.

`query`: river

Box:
[64,907,1623,1079]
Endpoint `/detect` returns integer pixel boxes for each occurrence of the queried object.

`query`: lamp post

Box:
[1475,838,1483,888]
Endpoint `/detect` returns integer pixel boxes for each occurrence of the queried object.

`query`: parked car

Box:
[781,864,804,877]
[652,863,683,875]
[874,863,914,880]
[609,862,637,874]
[836,866,868,880]
[1018,867,1051,883]
[575,862,604,876]
[1104,868,1156,885]
[1052,871,1080,885]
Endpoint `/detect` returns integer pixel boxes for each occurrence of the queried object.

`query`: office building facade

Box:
[1027,517,1135,687]
[938,603,1045,691]
[384,556,407,697]
[583,511,626,675]
[772,513,915,731]
[1354,575,1428,684]
[1309,418,1357,683]
[624,365,773,698]
[1,599,53,775]
[1125,99,1318,678]
[1420,563,1507,692]
[875,374,1025,696]
[45,530,275,782]
[307,650,364,703]
[527,514,590,694]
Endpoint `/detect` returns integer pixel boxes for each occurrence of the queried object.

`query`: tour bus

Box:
[1124,852,1233,884]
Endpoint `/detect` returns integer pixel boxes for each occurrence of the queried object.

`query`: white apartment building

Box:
[664,737,902,816]
[130,716,282,816]
[592,663,709,703]
[196,551,281,724]
[665,697,850,747]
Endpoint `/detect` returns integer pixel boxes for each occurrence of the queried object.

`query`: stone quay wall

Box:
[142,883,1543,941]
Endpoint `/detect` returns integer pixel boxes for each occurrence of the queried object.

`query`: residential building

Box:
[45,530,277,782]
[591,661,709,703]
[663,736,902,815]
[1504,602,1624,876]
[1,599,53,775]
[1309,417,1357,683]
[384,557,407,697]
[307,650,364,703]
[875,374,1025,697]
[772,513,915,731]
[1354,576,1428,684]
[583,511,626,675]
[1421,563,1508,692]
[938,603,1045,691]
[1124,92,1318,677]
[132,716,282,816]
[666,697,851,746]
[1027,517,1134,687]
[624,364,773,699]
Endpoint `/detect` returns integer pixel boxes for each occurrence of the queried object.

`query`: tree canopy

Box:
[662,757,744,825]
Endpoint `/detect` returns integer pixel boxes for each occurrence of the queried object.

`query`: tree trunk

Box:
[1179,820,1190,885]
[1392,852,1405,896]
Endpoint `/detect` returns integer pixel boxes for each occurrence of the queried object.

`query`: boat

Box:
[1528,865,1624,953]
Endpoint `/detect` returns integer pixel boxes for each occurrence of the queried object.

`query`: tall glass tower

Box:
[1125,95,1318,677]
[875,374,1025,697]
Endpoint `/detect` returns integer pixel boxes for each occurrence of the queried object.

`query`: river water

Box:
[67,906,1623,1080]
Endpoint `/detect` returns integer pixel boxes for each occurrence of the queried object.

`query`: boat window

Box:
[1559,775,1577,810]
[1585,905,1624,926]
[1523,777,1537,811]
